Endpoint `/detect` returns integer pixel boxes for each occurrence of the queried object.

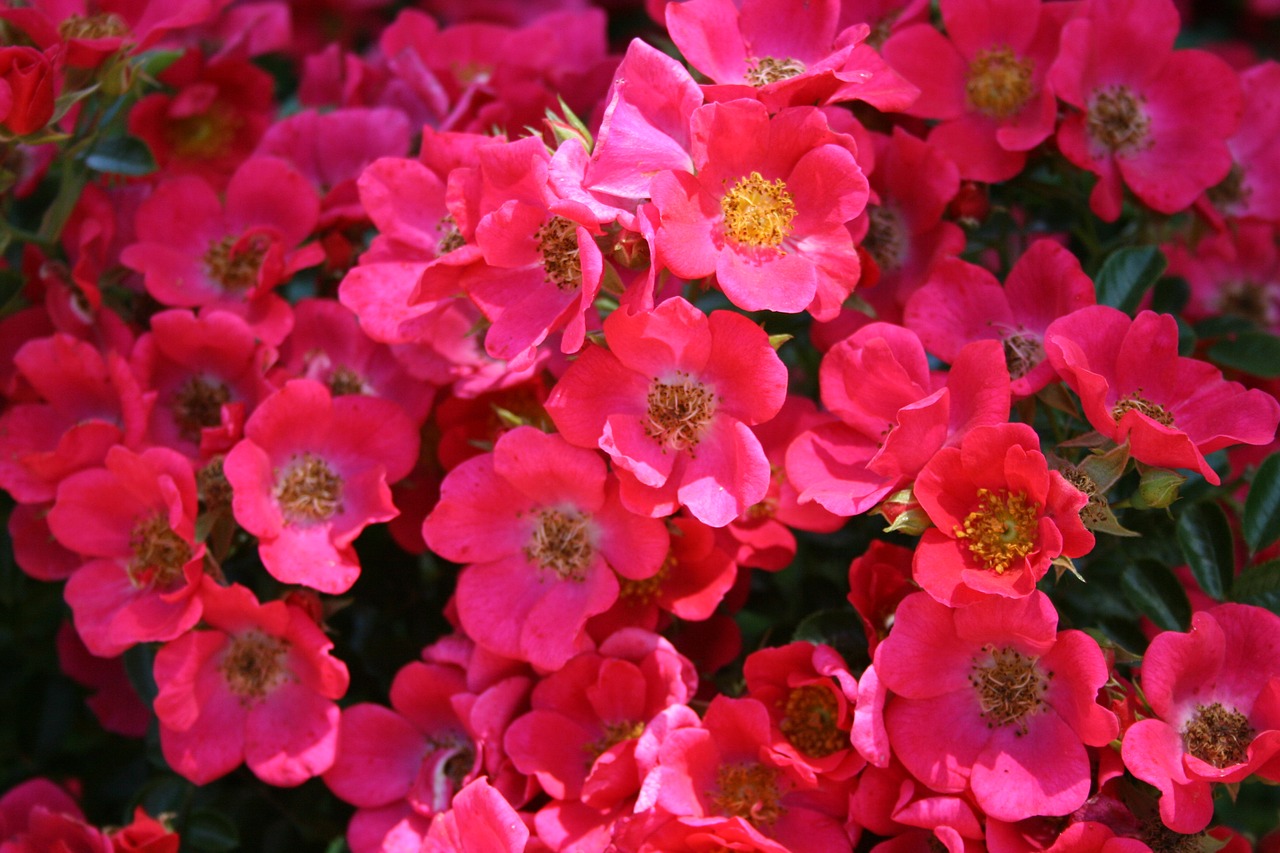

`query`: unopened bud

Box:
[1132,467,1185,510]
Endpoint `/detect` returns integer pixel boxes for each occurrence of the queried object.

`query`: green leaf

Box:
[1230,559,1280,614]
[1120,559,1191,631]
[1194,315,1256,339]
[123,642,159,704]
[1151,275,1190,315]
[1245,453,1280,555]
[1208,332,1280,378]
[0,268,24,312]
[136,49,184,77]
[185,810,240,852]
[1175,502,1235,600]
[1094,246,1167,314]
[85,135,157,176]
[792,608,870,671]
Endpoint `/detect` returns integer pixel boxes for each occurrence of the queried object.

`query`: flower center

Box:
[1141,821,1208,853]
[1207,162,1250,211]
[1001,332,1045,381]
[167,110,238,160]
[172,376,231,442]
[198,456,233,511]
[780,684,845,758]
[1086,86,1151,153]
[536,216,582,291]
[955,488,1039,574]
[128,512,192,589]
[437,214,466,255]
[644,373,717,452]
[721,172,796,249]
[745,56,807,87]
[326,367,367,396]
[59,12,128,40]
[863,205,907,272]
[220,630,289,700]
[526,508,593,580]
[1111,392,1175,428]
[970,645,1048,733]
[204,234,269,291]
[1218,280,1276,327]
[274,453,344,523]
[712,762,784,827]
[617,554,671,605]
[1182,702,1254,768]
[966,48,1035,119]
[1060,466,1110,529]
[585,719,646,762]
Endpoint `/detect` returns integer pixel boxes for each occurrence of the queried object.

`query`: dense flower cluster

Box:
[3,0,1280,850]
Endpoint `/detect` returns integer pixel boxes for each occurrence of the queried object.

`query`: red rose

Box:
[0,46,56,136]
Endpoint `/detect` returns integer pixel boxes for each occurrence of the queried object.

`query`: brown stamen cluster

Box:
[712,762,784,827]
[1086,86,1151,153]
[326,367,367,397]
[274,453,344,522]
[198,456,233,511]
[1182,702,1254,768]
[780,684,845,758]
[59,12,128,40]
[203,234,270,291]
[1141,821,1206,853]
[1060,466,1110,529]
[220,630,289,700]
[969,645,1049,734]
[721,172,797,249]
[128,513,193,590]
[525,509,593,580]
[1218,280,1273,326]
[955,488,1039,574]
[1001,332,1046,381]
[1111,392,1175,427]
[966,48,1035,119]
[644,373,717,452]
[437,214,466,255]
[862,205,907,272]
[617,555,671,605]
[745,56,807,87]
[536,216,582,291]
[172,376,231,442]
[1207,162,1250,211]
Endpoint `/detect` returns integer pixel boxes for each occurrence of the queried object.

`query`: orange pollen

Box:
[221,630,289,700]
[437,214,466,255]
[128,513,192,589]
[326,367,367,397]
[955,488,1039,574]
[969,644,1048,734]
[780,684,846,758]
[644,372,717,452]
[1087,86,1151,153]
[1183,702,1253,768]
[966,48,1035,119]
[1111,392,1175,427]
[745,56,807,87]
[863,205,906,272]
[203,234,269,291]
[712,762,785,827]
[274,453,344,523]
[525,508,593,580]
[585,719,646,763]
[536,216,582,291]
[172,376,231,442]
[721,172,796,249]
[58,12,128,40]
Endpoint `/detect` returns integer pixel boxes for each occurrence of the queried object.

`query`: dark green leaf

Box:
[137,49,184,76]
[185,810,240,852]
[1208,332,1280,378]
[123,642,159,704]
[792,608,870,671]
[1095,246,1167,314]
[1230,560,1280,615]
[1121,559,1191,631]
[1151,276,1190,315]
[0,269,23,312]
[1176,316,1196,357]
[1195,315,1257,339]
[85,136,157,176]
[1175,502,1235,600]
[1245,453,1280,555]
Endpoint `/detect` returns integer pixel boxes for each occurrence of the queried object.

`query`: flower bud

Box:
[1132,467,1185,510]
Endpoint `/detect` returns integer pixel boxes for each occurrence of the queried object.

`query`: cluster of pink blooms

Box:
[4,0,1280,850]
